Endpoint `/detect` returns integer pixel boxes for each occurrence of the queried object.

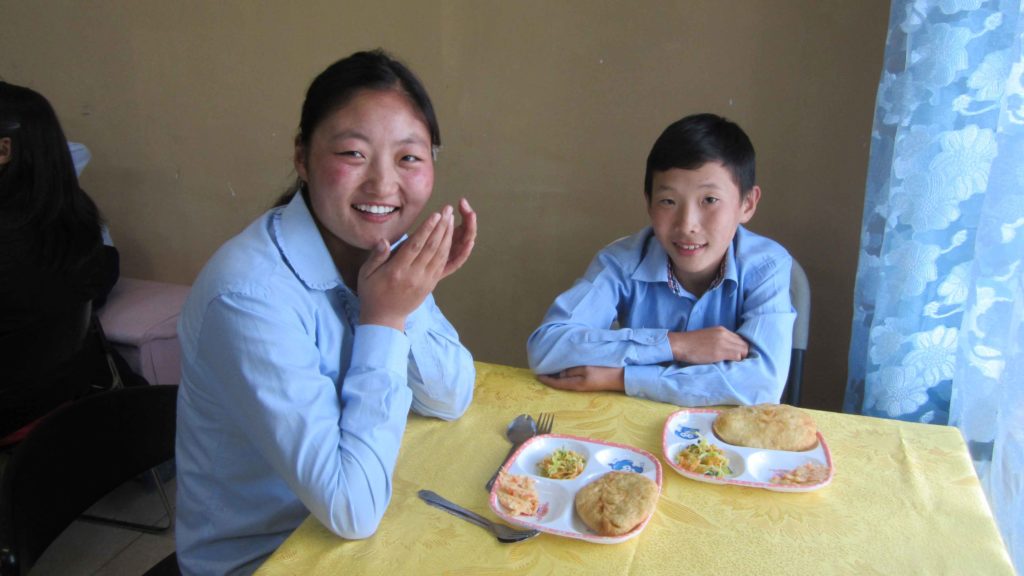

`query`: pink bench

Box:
[98,277,190,385]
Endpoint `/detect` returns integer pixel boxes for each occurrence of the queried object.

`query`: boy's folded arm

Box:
[624,356,781,406]
[528,321,674,375]
[625,314,792,406]
[626,261,796,406]
[528,246,678,374]
[526,276,675,374]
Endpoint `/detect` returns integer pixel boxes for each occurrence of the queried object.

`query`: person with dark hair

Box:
[527,113,795,406]
[0,81,137,447]
[174,49,477,575]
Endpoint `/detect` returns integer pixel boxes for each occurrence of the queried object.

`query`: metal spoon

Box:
[484,414,536,491]
[418,490,540,543]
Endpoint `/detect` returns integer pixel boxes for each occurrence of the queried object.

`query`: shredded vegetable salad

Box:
[677,436,732,477]
[537,447,587,479]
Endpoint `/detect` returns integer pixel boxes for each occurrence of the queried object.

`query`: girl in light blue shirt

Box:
[175,50,477,576]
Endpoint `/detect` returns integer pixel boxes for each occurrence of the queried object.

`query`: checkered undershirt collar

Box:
[666,256,726,297]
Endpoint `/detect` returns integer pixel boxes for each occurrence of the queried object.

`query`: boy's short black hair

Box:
[644,113,756,200]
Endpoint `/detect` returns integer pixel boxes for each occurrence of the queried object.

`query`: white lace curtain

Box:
[844,0,1023,571]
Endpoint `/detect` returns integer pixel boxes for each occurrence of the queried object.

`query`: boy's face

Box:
[647,162,760,295]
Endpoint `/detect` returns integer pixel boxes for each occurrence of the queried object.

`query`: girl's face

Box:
[296,88,434,264]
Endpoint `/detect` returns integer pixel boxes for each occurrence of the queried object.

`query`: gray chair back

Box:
[785,259,810,405]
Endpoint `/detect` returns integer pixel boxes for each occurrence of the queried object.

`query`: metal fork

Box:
[418,490,539,543]
[536,412,554,435]
[484,412,556,492]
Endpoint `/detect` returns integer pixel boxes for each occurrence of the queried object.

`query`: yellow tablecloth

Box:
[256,362,1015,575]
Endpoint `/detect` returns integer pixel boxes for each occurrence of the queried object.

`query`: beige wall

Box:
[1,0,890,411]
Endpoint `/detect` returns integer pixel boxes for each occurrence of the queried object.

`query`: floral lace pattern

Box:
[845,1,1024,570]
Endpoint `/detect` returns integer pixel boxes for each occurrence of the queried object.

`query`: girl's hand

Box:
[358,206,454,331]
[442,198,477,279]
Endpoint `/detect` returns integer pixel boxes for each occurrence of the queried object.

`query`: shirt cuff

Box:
[403,299,430,336]
[351,324,410,374]
[623,364,664,400]
[627,329,674,365]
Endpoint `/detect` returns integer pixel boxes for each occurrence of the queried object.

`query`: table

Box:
[256,362,1015,575]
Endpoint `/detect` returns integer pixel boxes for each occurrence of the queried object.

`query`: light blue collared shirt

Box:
[527,226,794,406]
[68,141,91,176]
[175,193,474,576]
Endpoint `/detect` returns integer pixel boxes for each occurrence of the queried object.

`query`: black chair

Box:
[783,258,810,406]
[0,384,179,576]
[145,550,181,575]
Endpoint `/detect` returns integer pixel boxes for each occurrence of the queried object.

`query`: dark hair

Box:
[643,113,756,201]
[0,81,101,269]
[276,49,440,206]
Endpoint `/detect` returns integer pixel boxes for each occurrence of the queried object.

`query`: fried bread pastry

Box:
[712,403,818,451]
[574,471,658,536]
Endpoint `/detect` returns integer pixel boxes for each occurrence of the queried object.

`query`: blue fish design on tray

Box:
[674,426,701,440]
[608,459,644,473]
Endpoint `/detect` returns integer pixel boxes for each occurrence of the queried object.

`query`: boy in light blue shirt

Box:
[527,113,795,406]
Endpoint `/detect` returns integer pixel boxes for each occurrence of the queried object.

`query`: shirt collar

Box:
[633,228,669,283]
[273,192,344,291]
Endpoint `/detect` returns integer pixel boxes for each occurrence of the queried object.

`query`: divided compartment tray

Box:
[662,408,834,492]
[488,434,663,544]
